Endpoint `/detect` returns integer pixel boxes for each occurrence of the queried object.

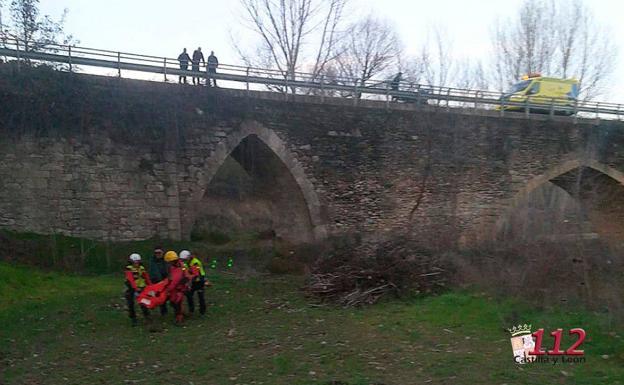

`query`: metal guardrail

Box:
[0,37,623,121]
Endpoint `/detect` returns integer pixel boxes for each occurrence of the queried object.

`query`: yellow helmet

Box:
[164,250,179,262]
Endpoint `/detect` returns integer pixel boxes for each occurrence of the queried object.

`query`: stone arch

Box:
[490,157,624,242]
[184,120,327,241]
[505,159,624,208]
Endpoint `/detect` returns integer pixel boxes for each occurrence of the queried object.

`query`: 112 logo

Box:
[508,324,586,364]
[530,328,586,356]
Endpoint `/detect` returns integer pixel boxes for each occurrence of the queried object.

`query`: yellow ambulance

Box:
[498,74,579,114]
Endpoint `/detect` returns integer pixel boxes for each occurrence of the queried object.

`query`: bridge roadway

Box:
[0,38,623,120]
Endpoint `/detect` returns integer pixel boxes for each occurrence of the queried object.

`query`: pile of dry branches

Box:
[304,237,447,307]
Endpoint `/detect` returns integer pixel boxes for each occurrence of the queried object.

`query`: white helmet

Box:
[129,253,141,263]
[179,250,191,260]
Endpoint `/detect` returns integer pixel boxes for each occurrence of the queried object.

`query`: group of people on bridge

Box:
[177,47,219,86]
[124,246,209,326]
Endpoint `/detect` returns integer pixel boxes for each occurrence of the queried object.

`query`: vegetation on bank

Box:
[1,262,623,385]
[0,228,281,275]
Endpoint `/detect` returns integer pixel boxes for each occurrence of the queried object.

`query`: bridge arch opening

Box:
[185,122,326,244]
[495,160,624,246]
[483,160,624,307]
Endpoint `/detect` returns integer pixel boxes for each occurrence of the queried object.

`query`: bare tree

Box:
[454,59,489,90]
[0,0,4,33]
[558,2,617,101]
[334,15,401,91]
[491,0,617,100]
[425,27,455,87]
[3,0,75,51]
[399,54,425,85]
[402,26,456,89]
[235,0,347,93]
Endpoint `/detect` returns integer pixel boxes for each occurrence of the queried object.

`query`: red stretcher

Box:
[136,279,169,309]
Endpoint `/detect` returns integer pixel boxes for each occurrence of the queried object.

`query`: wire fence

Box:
[0,37,623,121]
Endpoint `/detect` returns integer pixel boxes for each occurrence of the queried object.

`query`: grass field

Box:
[1,263,623,385]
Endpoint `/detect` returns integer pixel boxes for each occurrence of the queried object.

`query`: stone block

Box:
[147,183,165,192]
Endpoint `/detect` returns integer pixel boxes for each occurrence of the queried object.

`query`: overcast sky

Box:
[34,0,624,103]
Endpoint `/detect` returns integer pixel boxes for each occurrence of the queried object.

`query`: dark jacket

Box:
[149,255,168,283]
[207,54,218,69]
[192,50,205,65]
[390,73,402,91]
[178,52,191,65]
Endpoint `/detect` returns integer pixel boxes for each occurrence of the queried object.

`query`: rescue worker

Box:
[191,47,205,85]
[180,250,207,315]
[177,48,192,84]
[206,50,219,87]
[164,250,189,325]
[148,245,168,316]
[125,253,151,326]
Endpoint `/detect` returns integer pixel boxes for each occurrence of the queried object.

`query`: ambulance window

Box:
[526,82,540,95]
[509,80,531,93]
[570,84,579,98]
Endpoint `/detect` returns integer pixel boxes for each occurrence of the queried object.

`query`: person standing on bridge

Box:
[191,47,205,85]
[207,50,219,87]
[390,72,402,101]
[177,48,192,84]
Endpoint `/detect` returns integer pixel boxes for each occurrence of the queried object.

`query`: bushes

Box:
[448,239,624,313]
[304,236,448,306]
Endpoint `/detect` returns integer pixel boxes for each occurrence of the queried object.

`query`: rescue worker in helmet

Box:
[180,250,207,315]
[164,250,189,325]
[124,253,152,326]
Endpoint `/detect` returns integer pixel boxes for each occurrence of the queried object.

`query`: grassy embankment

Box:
[1,261,623,385]
[0,228,276,275]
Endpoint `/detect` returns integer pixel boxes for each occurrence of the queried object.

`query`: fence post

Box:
[525,97,530,118]
[416,85,422,106]
[68,45,72,72]
[117,52,121,77]
[353,81,358,106]
[246,67,250,96]
[573,99,578,124]
[473,91,479,113]
[386,81,390,109]
[163,58,167,82]
[15,39,21,71]
[549,98,555,118]
[320,74,325,103]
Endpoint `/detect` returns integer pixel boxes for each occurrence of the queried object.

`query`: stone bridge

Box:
[1,67,623,249]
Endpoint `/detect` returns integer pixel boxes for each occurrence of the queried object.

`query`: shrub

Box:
[304,236,448,307]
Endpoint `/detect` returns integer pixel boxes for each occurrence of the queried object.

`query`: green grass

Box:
[0,263,623,385]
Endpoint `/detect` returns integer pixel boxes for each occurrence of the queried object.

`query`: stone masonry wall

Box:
[1,65,623,246]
